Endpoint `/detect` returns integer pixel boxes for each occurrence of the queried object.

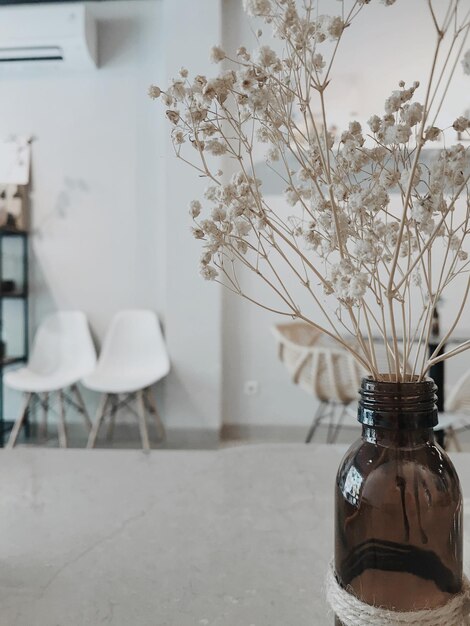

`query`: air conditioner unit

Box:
[0,3,98,71]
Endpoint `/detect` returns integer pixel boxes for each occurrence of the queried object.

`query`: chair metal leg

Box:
[144,387,165,441]
[326,404,339,444]
[23,393,35,440]
[447,426,462,452]
[71,384,92,430]
[136,390,150,451]
[87,394,109,449]
[306,401,327,444]
[7,392,33,449]
[57,391,68,448]
[331,404,348,444]
[40,392,49,440]
[106,394,118,441]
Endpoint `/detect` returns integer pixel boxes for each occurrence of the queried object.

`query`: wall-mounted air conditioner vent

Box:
[0,3,98,71]
[0,47,64,63]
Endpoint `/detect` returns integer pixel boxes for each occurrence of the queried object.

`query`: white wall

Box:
[0,0,165,422]
[0,0,226,434]
[221,0,470,430]
[1,0,469,436]
[1,0,164,333]
[162,0,223,432]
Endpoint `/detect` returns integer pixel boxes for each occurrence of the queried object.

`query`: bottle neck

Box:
[362,425,435,448]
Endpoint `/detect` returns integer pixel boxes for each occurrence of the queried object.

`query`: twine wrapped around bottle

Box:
[326,562,470,626]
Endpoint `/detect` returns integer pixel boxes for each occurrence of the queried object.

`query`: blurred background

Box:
[0,0,469,451]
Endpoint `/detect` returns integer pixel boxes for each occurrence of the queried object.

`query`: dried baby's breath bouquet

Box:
[151,0,470,382]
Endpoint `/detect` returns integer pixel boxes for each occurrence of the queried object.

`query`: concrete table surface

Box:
[1,445,470,626]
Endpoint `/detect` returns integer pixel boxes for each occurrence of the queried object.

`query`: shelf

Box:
[1,356,26,367]
[0,228,27,238]
[0,222,28,447]
[0,420,13,438]
[0,290,27,299]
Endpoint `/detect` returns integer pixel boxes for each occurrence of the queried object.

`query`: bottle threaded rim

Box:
[358,376,438,430]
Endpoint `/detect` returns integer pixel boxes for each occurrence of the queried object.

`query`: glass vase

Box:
[334,377,463,624]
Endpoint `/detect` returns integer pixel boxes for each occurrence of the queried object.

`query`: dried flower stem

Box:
[154,0,470,381]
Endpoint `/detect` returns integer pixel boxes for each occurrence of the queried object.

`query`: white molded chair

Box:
[5,311,96,448]
[84,310,170,450]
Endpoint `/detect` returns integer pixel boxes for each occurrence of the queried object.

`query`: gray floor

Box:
[9,420,470,452]
[9,421,219,450]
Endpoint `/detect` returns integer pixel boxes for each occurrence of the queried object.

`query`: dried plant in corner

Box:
[151,0,470,382]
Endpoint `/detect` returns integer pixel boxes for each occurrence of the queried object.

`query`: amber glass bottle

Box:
[334,377,462,625]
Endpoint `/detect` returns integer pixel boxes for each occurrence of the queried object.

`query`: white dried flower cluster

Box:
[210,46,226,63]
[148,85,161,100]
[152,0,470,379]
[331,260,369,300]
[243,0,272,18]
[191,172,262,280]
[453,116,470,133]
[179,68,465,306]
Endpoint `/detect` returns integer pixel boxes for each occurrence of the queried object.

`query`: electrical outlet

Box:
[244,380,259,396]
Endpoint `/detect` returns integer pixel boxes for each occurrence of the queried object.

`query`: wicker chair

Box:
[272,321,404,444]
[272,322,363,443]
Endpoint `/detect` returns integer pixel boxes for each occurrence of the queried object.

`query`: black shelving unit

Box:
[0,229,28,446]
